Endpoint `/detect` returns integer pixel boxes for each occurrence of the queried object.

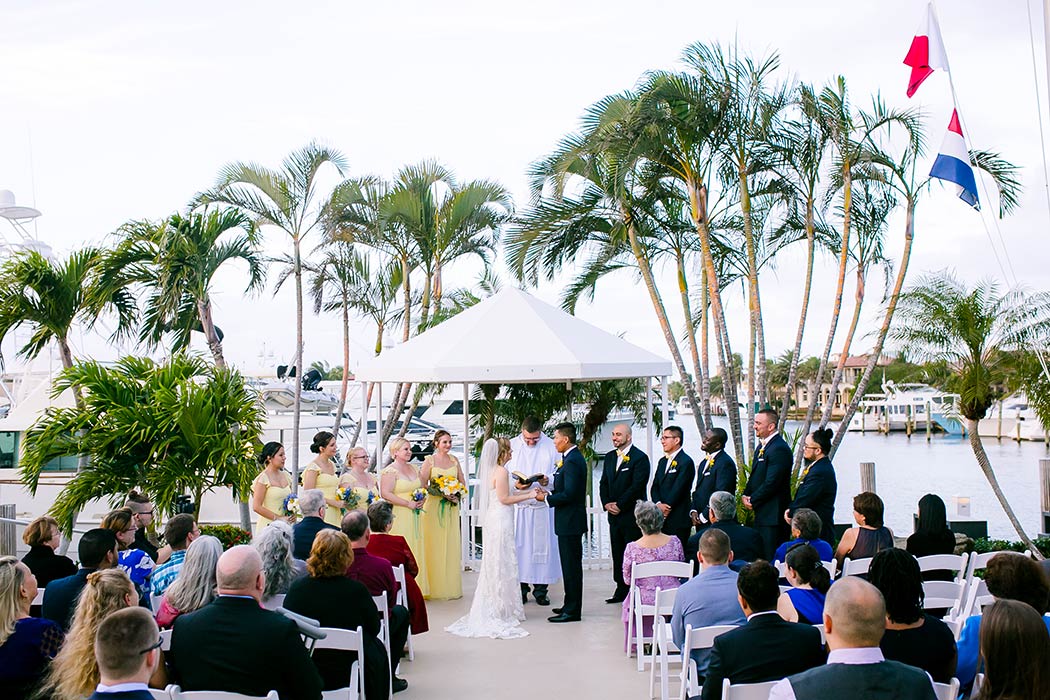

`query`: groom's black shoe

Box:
[534,593,550,606]
[548,613,581,623]
[605,595,627,604]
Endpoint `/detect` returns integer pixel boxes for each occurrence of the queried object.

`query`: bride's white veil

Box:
[475,438,500,517]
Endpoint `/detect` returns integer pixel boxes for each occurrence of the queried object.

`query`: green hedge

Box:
[972,536,1050,558]
[199,524,253,550]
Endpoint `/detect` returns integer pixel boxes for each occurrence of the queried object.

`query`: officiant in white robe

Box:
[509,419,562,606]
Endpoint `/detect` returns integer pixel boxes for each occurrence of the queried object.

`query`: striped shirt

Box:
[151,550,186,597]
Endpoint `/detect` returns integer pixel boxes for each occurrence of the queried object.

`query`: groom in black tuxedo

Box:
[743,408,793,559]
[544,421,587,623]
[598,423,651,604]
[650,425,696,553]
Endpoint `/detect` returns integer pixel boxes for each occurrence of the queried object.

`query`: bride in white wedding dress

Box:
[446,437,541,639]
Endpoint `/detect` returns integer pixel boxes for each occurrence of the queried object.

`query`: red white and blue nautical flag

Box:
[903,3,949,97]
[930,110,980,210]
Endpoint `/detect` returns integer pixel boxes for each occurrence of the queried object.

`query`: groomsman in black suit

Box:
[650,425,696,553]
[544,422,588,623]
[689,427,738,530]
[743,408,793,560]
[599,423,651,604]
[785,427,838,544]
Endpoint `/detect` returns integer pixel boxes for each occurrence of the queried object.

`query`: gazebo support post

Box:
[462,382,471,569]
[646,376,654,467]
[661,376,669,429]
[375,381,384,469]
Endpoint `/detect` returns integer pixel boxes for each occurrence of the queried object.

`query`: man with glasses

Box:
[509,415,561,606]
[650,425,696,553]
[125,491,158,562]
[150,514,201,598]
[784,428,838,544]
[88,607,162,700]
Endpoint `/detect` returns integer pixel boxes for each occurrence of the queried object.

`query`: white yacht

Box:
[846,381,963,435]
[977,393,1047,442]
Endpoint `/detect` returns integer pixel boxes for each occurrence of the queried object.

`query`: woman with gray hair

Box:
[620,501,685,652]
[253,520,305,606]
[155,535,222,629]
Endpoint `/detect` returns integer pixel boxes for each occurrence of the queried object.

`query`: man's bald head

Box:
[216,545,263,594]
[611,423,633,450]
[824,577,887,649]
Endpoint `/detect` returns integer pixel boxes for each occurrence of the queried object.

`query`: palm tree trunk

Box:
[967,418,1043,558]
[382,262,414,447]
[821,269,865,426]
[739,169,769,414]
[333,291,350,436]
[674,252,707,434]
[291,237,304,492]
[779,200,816,431]
[746,314,757,448]
[57,335,88,541]
[699,268,713,428]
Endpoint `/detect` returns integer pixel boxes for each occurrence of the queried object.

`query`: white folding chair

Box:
[972,673,985,698]
[392,564,413,661]
[32,587,45,606]
[916,553,969,585]
[626,560,693,669]
[960,550,1029,619]
[841,557,872,577]
[774,560,836,579]
[315,626,365,700]
[169,687,279,700]
[149,686,176,700]
[160,629,172,651]
[261,593,285,611]
[372,594,394,699]
[932,678,960,700]
[812,624,826,646]
[647,587,681,700]
[721,679,778,699]
[923,580,966,619]
[678,623,738,700]
[942,617,962,639]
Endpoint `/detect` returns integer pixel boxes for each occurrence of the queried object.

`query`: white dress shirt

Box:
[767,647,935,700]
[96,682,151,693]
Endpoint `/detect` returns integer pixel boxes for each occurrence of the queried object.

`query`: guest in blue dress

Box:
[0,556,65,700]
[778,544,831,625]
[102,508,155,607]
[773,508,833,564]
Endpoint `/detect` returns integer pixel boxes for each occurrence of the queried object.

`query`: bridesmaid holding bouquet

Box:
[420,430,466,600]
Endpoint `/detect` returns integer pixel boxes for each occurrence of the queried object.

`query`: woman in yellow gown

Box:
[338,446,379,512]
[251,442,293,535]
[420,430,464,599]
[379,437,428,596]
[301,430,343,526]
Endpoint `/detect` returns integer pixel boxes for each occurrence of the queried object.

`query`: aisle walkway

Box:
[400,568,653,699]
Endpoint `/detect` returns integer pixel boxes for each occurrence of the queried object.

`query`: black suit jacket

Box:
[787,456,838,543]
[292,516,339,560]
[599,444,651,534]
[650,450,696,533]
[692,520,765,565]
[41,567,94,631]
[546,446,588,537]
[690,451,738,519]
[744,434,793,527]
[171,596,323,700]
[701,612,826,700]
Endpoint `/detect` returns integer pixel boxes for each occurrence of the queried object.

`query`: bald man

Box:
[769,578,937,700]
[599,423,651,603]
[170,545,322,700]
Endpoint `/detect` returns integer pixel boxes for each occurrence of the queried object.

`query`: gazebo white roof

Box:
[355,287,672,383]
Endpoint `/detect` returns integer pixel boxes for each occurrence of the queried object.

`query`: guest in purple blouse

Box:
[0,556,64,700]
[622,500,686,652]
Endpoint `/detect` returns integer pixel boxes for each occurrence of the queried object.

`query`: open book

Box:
[512,471,546,485]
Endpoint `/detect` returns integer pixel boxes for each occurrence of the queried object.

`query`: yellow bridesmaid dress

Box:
[254,470,292,536]
[382,465,428,597]
[304,464,343,526]
[421,456,463,600]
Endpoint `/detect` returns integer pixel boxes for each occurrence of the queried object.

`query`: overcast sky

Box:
[2,0,1047,377]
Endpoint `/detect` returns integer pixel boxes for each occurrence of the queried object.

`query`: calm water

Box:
[592,416,1050,541]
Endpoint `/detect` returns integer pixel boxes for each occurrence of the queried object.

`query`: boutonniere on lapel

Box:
[621,453,630,463]
[757,446,765,459]
[667,459,678,474]
[555,459,563,472]
[702,456,714,476]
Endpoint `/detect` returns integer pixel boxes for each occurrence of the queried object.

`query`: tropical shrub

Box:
[200,524,253,549]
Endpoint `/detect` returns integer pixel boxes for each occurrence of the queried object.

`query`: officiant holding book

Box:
[509,416,561,606]
[599,423,651,604]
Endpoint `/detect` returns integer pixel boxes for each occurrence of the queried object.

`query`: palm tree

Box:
[892,273,1050,557]
[195,141,348,487]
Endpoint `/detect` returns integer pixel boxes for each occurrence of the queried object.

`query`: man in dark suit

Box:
[687,491,765,572]
[170,545,323,700]
[784,428,838,544]
[544,421,587,623]
[598,423,651,604]
[88,607,162,700]
[42,528,118,631]
[769,578,937,700]
[689,428,738,529]
[702,560,825,700]
[650,425,696,553]
[292,488,338,560]
[743,408,793,560]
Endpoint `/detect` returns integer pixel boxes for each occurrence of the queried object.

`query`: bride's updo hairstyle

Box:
[310,431,335,454]
[495,437,512,465]
[810,428,833,456]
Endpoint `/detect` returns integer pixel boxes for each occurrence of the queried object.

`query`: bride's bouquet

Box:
[281,493,302,519]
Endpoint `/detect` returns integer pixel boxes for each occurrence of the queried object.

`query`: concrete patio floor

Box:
[398,568,660,699]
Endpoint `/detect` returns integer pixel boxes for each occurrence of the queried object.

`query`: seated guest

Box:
[834,492,893,569]
[687,491,764,572]
[155,535,222,630]
[702,560,825,700]
[367,499,429,635]
[977,599,1050,700]
[150,514,199,599]
[89,607,162,700]
[621,500,685,653]
[956,552,1050,691]
[0,556,64,700]
[341,510,411,692]
[253,519,305,606]
[778,544,831,625]
[784,428,837,544]
[42,528,119,630]
[169,545,322,700]
[41,568,138,700]
[868,548,956,683]
[905,494,957,582]
[125,491,160,562]
[671,529,746,681]
[101,508,155,606]
[292,489,338,560]
[769,577,937,700]
[774,509,833,564]
[20,515,76,588]
[285,529,392,699]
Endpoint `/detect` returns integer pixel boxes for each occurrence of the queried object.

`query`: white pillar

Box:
[645,376,654,462]
[660,376,669,429]
[360,381,369,455]
[462,382,471,568]
[375,382,384,469]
